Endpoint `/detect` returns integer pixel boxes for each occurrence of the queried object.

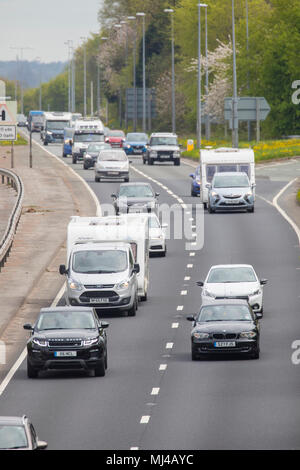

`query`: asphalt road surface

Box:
[0,135,299,450]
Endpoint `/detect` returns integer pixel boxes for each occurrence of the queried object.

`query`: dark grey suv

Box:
[24,307,109,378]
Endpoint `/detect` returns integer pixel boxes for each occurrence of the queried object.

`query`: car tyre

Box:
[27,359,39,378]
[95,176,100,182]
[95,357,106,377]
[72,156,77,164]
[208,204,215,214]
[248,206,255,213]
[127,300,136,317]
[174,158,180,166]
[148,158,154,165]
[140,292,147,302]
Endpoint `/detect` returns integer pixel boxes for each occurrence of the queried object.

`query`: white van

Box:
[71,118,105,163]
[66,214,150,301]
[199,148,255,207]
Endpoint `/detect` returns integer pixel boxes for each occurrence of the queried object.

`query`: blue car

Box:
[189,165,201,197]
[62,128,74,158]
[124,132,148,156]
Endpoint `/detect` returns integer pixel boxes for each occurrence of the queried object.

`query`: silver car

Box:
[94,149,130,182]
[207,172,255,213]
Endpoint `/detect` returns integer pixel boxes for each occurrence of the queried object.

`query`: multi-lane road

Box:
[0,135,300,450]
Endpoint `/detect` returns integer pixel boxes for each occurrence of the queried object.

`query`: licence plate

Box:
[54,351,77,357]
[225,200,239,205]
[133,149,142,154]
[107,171,119,175]
[214,341,236,348]
[92,298,109,303]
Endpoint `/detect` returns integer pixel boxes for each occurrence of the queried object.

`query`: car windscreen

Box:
[108,131,125,137]
[207,267,257,283]
[47,121,69,130]
[126,133,148,142]
[198,305,253,322]
[0,425,28,449]
[119,185,154,198]
[87,144,105,152]
[36,310,96,331]
[73,249,128,274]
[98,151,127,161]
[150,137,177,146]
[74,134,104,143]
[213,174,250,188]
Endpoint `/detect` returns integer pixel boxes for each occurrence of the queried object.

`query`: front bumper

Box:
[124,146,146,155]
[192,338,258,355]
[95,169,129,179]
[28,347,105,371]
[149,238,166,253]
[84,157,97,168]
[209,195,254,211]
[66,287,135,310]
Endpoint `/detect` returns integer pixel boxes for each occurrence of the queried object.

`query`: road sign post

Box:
[225,97,270,143]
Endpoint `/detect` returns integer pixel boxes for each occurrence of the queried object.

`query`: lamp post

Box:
[35,56,42,110]
[114,24,123,127]
[246,0,251,141]
[204,5,210,140]
[64,41,72,112]
[164,8,176,133]
[81,37,87,117]
[231,0,238,148]
[136,12,146,133]
[197,4,207,149]
[127,16,137,131]
[10,46,33,114]
[98,36,108,119]
[120,20,129,130]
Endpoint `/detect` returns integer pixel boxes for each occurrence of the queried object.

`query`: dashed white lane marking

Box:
[189,252,195,257]
[184,276,191,281]
[159,364,167,371]
[130,447,139,450]
[181,290,187,295]
[187,264,193,268]
[166,342,174,349]
[172,323,179,329]
[151,388,160,396]
[177,305,184,311]
[192,233,197,237]
[140,416,151,424]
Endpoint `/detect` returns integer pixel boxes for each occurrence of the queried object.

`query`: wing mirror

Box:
[255,312,263,320]
[36,440,48,450]
[196,281,204,287]
[111,194,117,199]
[206,183,212,189]
[260,279,268,285]
[189,173,195,178]
[155,192,160,198]
[186,315,196,322]
[99,321,109,329]
[23,323,34,331]
[59,264,68,275]
[133,263,140,274]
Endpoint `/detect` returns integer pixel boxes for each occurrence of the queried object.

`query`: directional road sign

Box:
[224,97,271,121]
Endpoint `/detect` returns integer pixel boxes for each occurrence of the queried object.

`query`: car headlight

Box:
[147,201,156,208]
[193,332,210,339]
[32,338,48,347]
[202,289,215,298]
[126,144,131,149]
[83,337,99,346]
[68,279,84,291]
[240,331,257,339]
[150,151,157,157]
[84,154,92,159]
[251,289,261,296]
[174,151,180,157]
[115,280,130,290]
[211,191,219,198]
[46,131,52,135]
[244,192,253,200]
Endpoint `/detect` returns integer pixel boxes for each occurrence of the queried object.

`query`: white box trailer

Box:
[67,214,150,301]
[199,148,255,207]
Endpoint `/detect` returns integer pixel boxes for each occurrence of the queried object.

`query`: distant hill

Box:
[0,61,67,89]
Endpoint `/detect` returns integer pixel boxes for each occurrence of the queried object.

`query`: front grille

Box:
[111,142,122,148]
[84,284,114,289]
[223,195,241,199]
[213,333,237,340]
[215,295,249,300]
[158,151,173,157]
[48,339,82,348]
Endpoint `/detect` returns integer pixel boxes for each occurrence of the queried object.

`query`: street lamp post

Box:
[246,0,251,141]
[120,20,129,130]
[232,0,239,148]
[204,5,210,140]
[164,8,176,134]
[114,24,123,127]
[136,12,146,133]
[97,37,108,119]
[81,37,87,117]
[127,16,137,131]
[197,4,207,149]
[10,46,33,114]
[35,57,42,110]
[64,41,72,112]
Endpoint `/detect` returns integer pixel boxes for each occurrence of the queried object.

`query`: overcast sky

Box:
[0,0,102,63]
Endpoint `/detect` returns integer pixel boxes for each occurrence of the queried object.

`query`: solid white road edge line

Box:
[272,178,300,245]
[0,283,66,397]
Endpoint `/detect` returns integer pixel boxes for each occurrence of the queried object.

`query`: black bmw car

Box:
[187,299,261,360]
[24,307,109,378]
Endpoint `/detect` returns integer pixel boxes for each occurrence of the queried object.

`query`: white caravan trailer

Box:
[199,148,255,207]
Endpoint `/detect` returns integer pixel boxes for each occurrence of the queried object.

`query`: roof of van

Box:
[200,147,254,163]
[43,112,72,120]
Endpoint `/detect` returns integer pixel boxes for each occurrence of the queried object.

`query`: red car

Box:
[105,130,125,148]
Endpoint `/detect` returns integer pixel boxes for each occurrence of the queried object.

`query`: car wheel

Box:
[192,350,198,361]
[208,204,215,213]
[148,158,154,165]
[83,164,89,170]
[248,206,255,213]
[191,189,197,197]
[27,359,39,378]
[72,156,77,164]
[251,348,260,359]
[127,300,136,317]
[140,292,147,301]
[94,358,106,377]
[44,142,48,146]
[62,153,67,158]
[143,157,146,164]
[174,158,180,166]
[95,176,100,182]
[104,350,108,369]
